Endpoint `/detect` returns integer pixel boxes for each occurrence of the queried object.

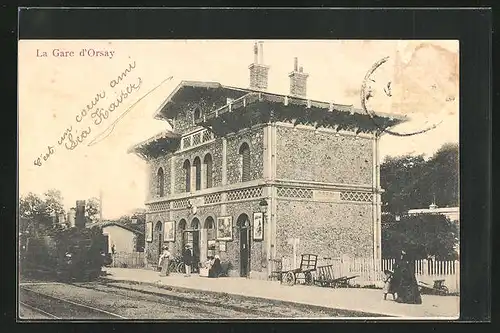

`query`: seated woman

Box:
[199,256,213,277]
[204,256,214,269]
[209,255,222,278]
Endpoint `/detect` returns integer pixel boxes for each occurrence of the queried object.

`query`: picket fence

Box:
[281,256,460,293]
[110,252,145,269]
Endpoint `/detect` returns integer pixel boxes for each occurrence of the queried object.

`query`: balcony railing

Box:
[179,128,215,152]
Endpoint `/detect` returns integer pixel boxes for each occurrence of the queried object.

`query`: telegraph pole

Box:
[99,189,103,222]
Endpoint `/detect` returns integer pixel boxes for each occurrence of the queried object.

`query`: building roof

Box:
[131,80,409,159]
[153,81,249,121]
[407,207,459,215]
[407,206,459,222]
[87,221,144,235]
[153,80,407,125]
[127,130,181,159]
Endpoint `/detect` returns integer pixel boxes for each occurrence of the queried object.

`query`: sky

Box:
[18,40,459,219]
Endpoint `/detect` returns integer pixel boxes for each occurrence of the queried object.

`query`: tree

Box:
[19,189,66,227]
[116,208,146,233]
[380,154,427,214]
[380,142,459,213]
[382,213,459,260]
[420,143,459,207]
[19,192,51,226]
[85,197,101,224]
[43,189,65,221]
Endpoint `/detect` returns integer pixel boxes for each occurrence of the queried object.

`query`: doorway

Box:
[191,218,200,269]
[204,217,216,258]
[154,221,163,263]
[237,214,251,277]
[103,234,109,254]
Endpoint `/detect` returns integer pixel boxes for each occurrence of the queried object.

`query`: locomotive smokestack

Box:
[75,200,86,229]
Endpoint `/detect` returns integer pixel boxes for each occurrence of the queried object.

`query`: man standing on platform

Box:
[183,244,193,277]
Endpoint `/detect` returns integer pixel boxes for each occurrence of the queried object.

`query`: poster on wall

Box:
[216,216,233,241]
[164,221,175,242]
[253,212,264,241]
[146,222,153,242]
[219,242,226,252]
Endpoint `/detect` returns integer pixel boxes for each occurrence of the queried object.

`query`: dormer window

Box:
[193,107,201,123]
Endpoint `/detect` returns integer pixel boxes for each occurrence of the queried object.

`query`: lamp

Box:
[258,198,268,214]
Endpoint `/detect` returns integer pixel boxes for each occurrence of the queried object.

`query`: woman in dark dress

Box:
[209,255,222,278]
[394,250,422,304]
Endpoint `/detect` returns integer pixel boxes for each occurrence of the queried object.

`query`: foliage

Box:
[19,193,50,225]
[381,213,459,260]
[380,154,427,214]
[85,197,101,224]
[380,143,459,213]
[116,208,146,233]
[19,190,66,227]
[419,143,459,208]
[43,189,65,220]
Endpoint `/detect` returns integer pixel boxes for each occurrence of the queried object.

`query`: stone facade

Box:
[172,138,223,194]
[148,156,172,200]
[226,127,265,185]
[276,125,373,185]
[275,200,374,260]
[136,82,384,280]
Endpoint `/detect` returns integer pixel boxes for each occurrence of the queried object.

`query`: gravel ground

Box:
[19,280,379,319]
[19,303,53,319]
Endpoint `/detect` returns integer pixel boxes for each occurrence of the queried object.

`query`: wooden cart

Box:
[269,258,283,282]
[418,279,449,296]
[315,264,359,288]
[281,254,318,286]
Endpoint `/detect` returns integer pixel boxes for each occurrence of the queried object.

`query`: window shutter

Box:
[183,161,191,192]
[157,168,164,197]
[241,145,251,182]
[205,155,213,188]
[192,158,201,191]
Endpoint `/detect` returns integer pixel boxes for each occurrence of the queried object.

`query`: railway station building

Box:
[129,43,405,279]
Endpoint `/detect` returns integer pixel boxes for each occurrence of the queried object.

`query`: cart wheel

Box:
[440,286,449,295]
[304,272,314,285]
[177,262,185,273]
[283,272,295,286]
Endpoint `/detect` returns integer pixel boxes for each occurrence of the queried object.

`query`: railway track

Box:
[19,301,61,319]
[18,280,382,319]
[19,286,127,320]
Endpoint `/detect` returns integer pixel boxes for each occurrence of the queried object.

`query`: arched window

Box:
[183,160,191,192]
[193,107,201,121]
[193,157,201,191]
[239,142,251,182]
[157,167,164,197]
[203,154,213,189]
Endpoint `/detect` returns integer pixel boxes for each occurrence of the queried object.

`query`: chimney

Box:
[289,57,309,98]
[75,200,86,229]
[248,41,270,90]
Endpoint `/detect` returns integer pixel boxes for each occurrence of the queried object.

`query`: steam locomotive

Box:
[20,224,109,281]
